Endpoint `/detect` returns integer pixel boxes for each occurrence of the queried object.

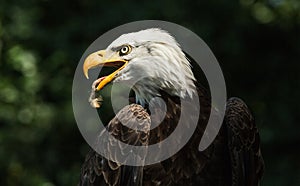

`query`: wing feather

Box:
[79,104,150,186]
[225,97,264,186]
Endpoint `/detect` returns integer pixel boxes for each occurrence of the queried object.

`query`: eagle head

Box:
[83,28,196,105]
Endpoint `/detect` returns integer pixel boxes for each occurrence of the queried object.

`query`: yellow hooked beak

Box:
[83,50,128,91]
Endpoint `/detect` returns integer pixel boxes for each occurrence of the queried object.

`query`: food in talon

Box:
[89,95,103,108]
[88,76,106,108]
[89,86,103,108]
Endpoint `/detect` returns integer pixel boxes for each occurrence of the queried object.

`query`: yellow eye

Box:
[119,45,131,56]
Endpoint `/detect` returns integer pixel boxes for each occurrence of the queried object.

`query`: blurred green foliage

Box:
[0,0,299,185]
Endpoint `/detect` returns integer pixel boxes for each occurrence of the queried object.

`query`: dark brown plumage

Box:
[80,104,150,186]
[79,85,264,186]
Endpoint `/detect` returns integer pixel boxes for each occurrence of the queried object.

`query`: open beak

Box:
[83,50,128,91]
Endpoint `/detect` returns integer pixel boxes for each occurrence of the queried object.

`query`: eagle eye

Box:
[119,45,131,56]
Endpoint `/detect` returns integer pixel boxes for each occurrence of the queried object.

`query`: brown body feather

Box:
[79,85,264,186]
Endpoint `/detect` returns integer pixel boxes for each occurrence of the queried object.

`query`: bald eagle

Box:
[79,28,264,186]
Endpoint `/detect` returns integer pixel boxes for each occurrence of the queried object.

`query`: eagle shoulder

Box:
[79,104,150,186]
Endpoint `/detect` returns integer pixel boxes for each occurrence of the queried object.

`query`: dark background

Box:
[0,0,299,185]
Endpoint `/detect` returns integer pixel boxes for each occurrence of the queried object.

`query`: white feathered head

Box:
[83,28,196,104]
